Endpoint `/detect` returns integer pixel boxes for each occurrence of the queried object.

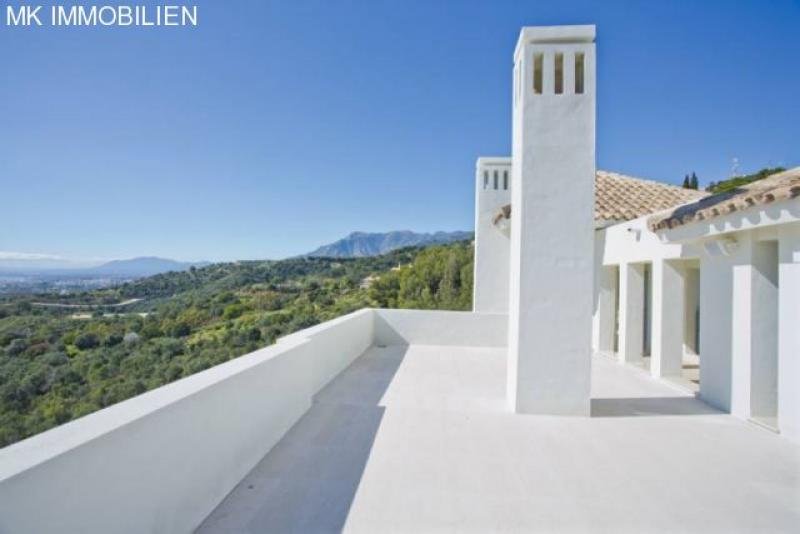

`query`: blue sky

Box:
[1,0,798,262]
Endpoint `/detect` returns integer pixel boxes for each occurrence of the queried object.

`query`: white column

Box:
[592,230,616,355]
[699,236,751,413]
[683,267,700,354]
[778,223,800,441]
[507,26,595,415]
[730,239,754,419]
[650,259,684,378]
[749,240,779,422]
[593,265,617,355]
[617,262,645,365]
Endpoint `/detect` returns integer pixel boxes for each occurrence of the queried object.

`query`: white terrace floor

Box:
[199,345,800,533]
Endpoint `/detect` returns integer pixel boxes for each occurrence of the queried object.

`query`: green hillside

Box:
[706,167,785,194]
[0,241,473,447]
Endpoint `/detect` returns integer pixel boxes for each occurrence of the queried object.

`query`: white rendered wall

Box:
[601,214,698,266]
[507,26,595,415]
[473,157,511,313]
[778,222,800,441]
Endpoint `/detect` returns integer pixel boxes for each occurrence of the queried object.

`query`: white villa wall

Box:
[473,157,511,313]
[600,214,698,265]
[653,210,799,439]
[507,26,595,415]
[595,216,707,379]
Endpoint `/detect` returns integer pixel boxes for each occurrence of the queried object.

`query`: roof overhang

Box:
[654,197,800,244]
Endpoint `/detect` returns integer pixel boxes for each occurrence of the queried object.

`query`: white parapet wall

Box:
[374,308,507,347]
[280,308,375,394]
[0,308,505,533]
[0,308,374,534]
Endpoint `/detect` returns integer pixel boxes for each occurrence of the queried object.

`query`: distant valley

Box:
[0,257,209,294]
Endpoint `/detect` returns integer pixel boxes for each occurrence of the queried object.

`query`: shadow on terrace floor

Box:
[197,345,407,534]
[591,396,721,417]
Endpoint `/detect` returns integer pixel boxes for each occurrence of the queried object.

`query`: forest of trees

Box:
[0,241,474,447]
[369,241,473,310]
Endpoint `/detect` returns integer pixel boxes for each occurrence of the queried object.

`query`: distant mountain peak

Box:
[308,230,473,258]
[88,257,210,277]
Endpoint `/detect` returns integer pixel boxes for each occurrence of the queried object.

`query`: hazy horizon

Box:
[0,228,476,268]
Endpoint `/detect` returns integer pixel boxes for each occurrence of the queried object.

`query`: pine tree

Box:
[690,172,699,190]
[682,174,691,188]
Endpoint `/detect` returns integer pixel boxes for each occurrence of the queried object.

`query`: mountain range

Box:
[1,230,472,279]
[307,230,473,258]
[83,257,210,277]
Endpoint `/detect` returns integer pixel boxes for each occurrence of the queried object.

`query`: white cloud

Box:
[0,251,65,261]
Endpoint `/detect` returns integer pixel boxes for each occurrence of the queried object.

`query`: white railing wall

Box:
[0,308,375,534]
[374,309,507,347]
[0,308,505,533]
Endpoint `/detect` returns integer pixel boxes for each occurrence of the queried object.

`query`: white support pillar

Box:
[778,222,800,441]
[506,25,595,415]
[725,234,781,422]
[699,234,751,414]
[650,259,685,378]
[683,267,700,354]
[699,245,734,412]
[749,240,779,423]
[618,262,645,365]
[593,263,617,356]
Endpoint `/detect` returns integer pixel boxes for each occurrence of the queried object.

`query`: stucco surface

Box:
[199,346,800,533]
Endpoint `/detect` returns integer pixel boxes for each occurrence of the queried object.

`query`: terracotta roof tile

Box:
[594,171,708,224]
[648,167,800,231]
[493,170,707,228]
